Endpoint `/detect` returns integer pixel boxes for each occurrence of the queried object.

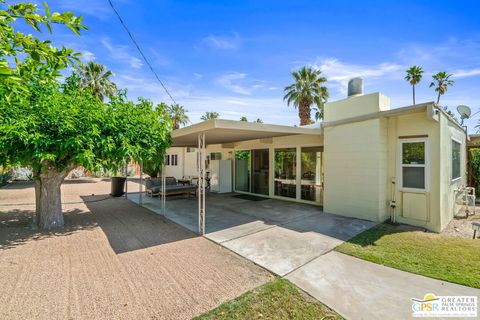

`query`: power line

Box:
[107,0,177,105]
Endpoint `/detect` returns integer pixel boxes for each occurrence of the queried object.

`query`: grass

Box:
[336,224,480,288]
[193,277,342,320]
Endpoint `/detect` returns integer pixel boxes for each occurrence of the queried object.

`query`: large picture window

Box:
[452,140,461,180]
[400,139,427,190]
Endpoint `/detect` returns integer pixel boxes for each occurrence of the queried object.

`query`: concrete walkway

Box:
[286,251,480,320]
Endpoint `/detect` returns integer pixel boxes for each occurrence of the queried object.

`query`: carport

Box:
[165,119,323,234]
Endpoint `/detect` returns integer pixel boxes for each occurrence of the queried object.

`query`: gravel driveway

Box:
[0,179,271,320]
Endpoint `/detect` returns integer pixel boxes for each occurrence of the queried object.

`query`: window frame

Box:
[398,137,429,192]
[451,138,462,182]
[171,154,178,166]
[165,154,178,166]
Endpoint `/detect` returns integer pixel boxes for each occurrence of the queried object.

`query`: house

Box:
[164,78,467,232]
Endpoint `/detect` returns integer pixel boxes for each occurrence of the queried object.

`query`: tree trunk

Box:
[298,100,311,126]
[35,166,71,230]
[34,178,41,227]
[412,85,416,105]
[436,93,441,105]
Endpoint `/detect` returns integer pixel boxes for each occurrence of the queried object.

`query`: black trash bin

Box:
[111,177,126,197]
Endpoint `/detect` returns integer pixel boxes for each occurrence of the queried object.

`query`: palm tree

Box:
[240,116,248,122]
[201,111,219,121]
[254,118,263,123]
[405,66,424,105]
[283,66,329,125]
[77,61,117,101]
[429,72,454,105]
[166,104,189,129]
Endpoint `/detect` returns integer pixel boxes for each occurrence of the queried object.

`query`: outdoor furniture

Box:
[473,221,480,239]
[145,177,196,197]
[158,184,197,197]
[177,178,191,185]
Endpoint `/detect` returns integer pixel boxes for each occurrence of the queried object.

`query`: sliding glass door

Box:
[251,149,269,195]
[301,146,323,203]
[235,149,269,195]
[235,146,323,204]
[235,150,250,192]
[274,148,297,198]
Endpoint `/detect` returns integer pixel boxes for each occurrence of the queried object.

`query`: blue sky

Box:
[24,0,480,129]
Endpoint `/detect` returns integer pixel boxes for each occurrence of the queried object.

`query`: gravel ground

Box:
[0,178,272,320]
[442,207,480,239]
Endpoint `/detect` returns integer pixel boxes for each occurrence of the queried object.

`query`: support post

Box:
[198,132,206,235]
[139,160,143,205]
[161,163,166,215]
[124,160,128,199]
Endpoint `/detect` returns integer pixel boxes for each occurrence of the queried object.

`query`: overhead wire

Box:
[106,0,177,105]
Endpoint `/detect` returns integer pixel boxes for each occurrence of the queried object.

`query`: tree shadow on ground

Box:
[0,207,97,251]
[341,223,423,247]
[82,195,197,254]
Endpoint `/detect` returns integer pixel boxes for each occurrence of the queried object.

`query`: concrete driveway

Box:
[129,192,376,276]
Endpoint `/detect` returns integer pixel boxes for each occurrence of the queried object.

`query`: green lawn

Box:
[193,277,342,320]
[336,224,480,288]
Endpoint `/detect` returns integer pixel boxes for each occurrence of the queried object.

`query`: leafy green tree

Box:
[201,111,219,121]
[405,65,424,105]
[0,2,171,229]
[166,103,189,129]
[284,66,329,125]
[0,1,86,94]
[254,118,263,123]
[240,116,248,122]
[430,72,454,105]
[77,61,117,101]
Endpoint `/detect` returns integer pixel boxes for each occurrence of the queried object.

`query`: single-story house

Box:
[164,79,468,233]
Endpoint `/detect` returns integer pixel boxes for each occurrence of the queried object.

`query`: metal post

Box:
[124,160,128,199]
[198,132,206,235]
[161,164,166,215]
[139,160,143,205]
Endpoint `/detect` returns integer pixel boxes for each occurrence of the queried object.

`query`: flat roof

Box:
[171,119,322,147]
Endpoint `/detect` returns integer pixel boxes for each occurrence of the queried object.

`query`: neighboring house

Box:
[165,80,467,232]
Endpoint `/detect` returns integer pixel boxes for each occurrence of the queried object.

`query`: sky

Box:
[17,0,480,130]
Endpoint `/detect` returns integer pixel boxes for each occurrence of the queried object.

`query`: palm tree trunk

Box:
[412,85,416,105]
[436,93,441,105]
[299,100,311,126]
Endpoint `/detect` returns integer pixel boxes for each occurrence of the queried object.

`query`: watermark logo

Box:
[412,293,477,317]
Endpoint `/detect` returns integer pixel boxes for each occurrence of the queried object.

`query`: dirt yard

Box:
[0,178,272,320]
[442,207,480,239]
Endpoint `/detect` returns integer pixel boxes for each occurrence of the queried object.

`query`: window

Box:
[400,139,427,190]
[210,152,222,160]
[187,147,197,153]
[452,140,461,180]
[171,154,178,166]
[165,154,178,166]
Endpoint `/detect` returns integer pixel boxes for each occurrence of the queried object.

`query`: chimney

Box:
[348,77,364,97]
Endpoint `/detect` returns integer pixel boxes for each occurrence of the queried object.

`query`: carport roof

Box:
[171,119,323,147]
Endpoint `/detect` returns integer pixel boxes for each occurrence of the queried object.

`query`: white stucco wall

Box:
[439,113,467,231]
[385,109,466,232]
[323,93,390,222]
[323,118,389,221]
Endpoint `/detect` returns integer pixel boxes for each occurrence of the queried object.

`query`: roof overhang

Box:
[171,119,322,147]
